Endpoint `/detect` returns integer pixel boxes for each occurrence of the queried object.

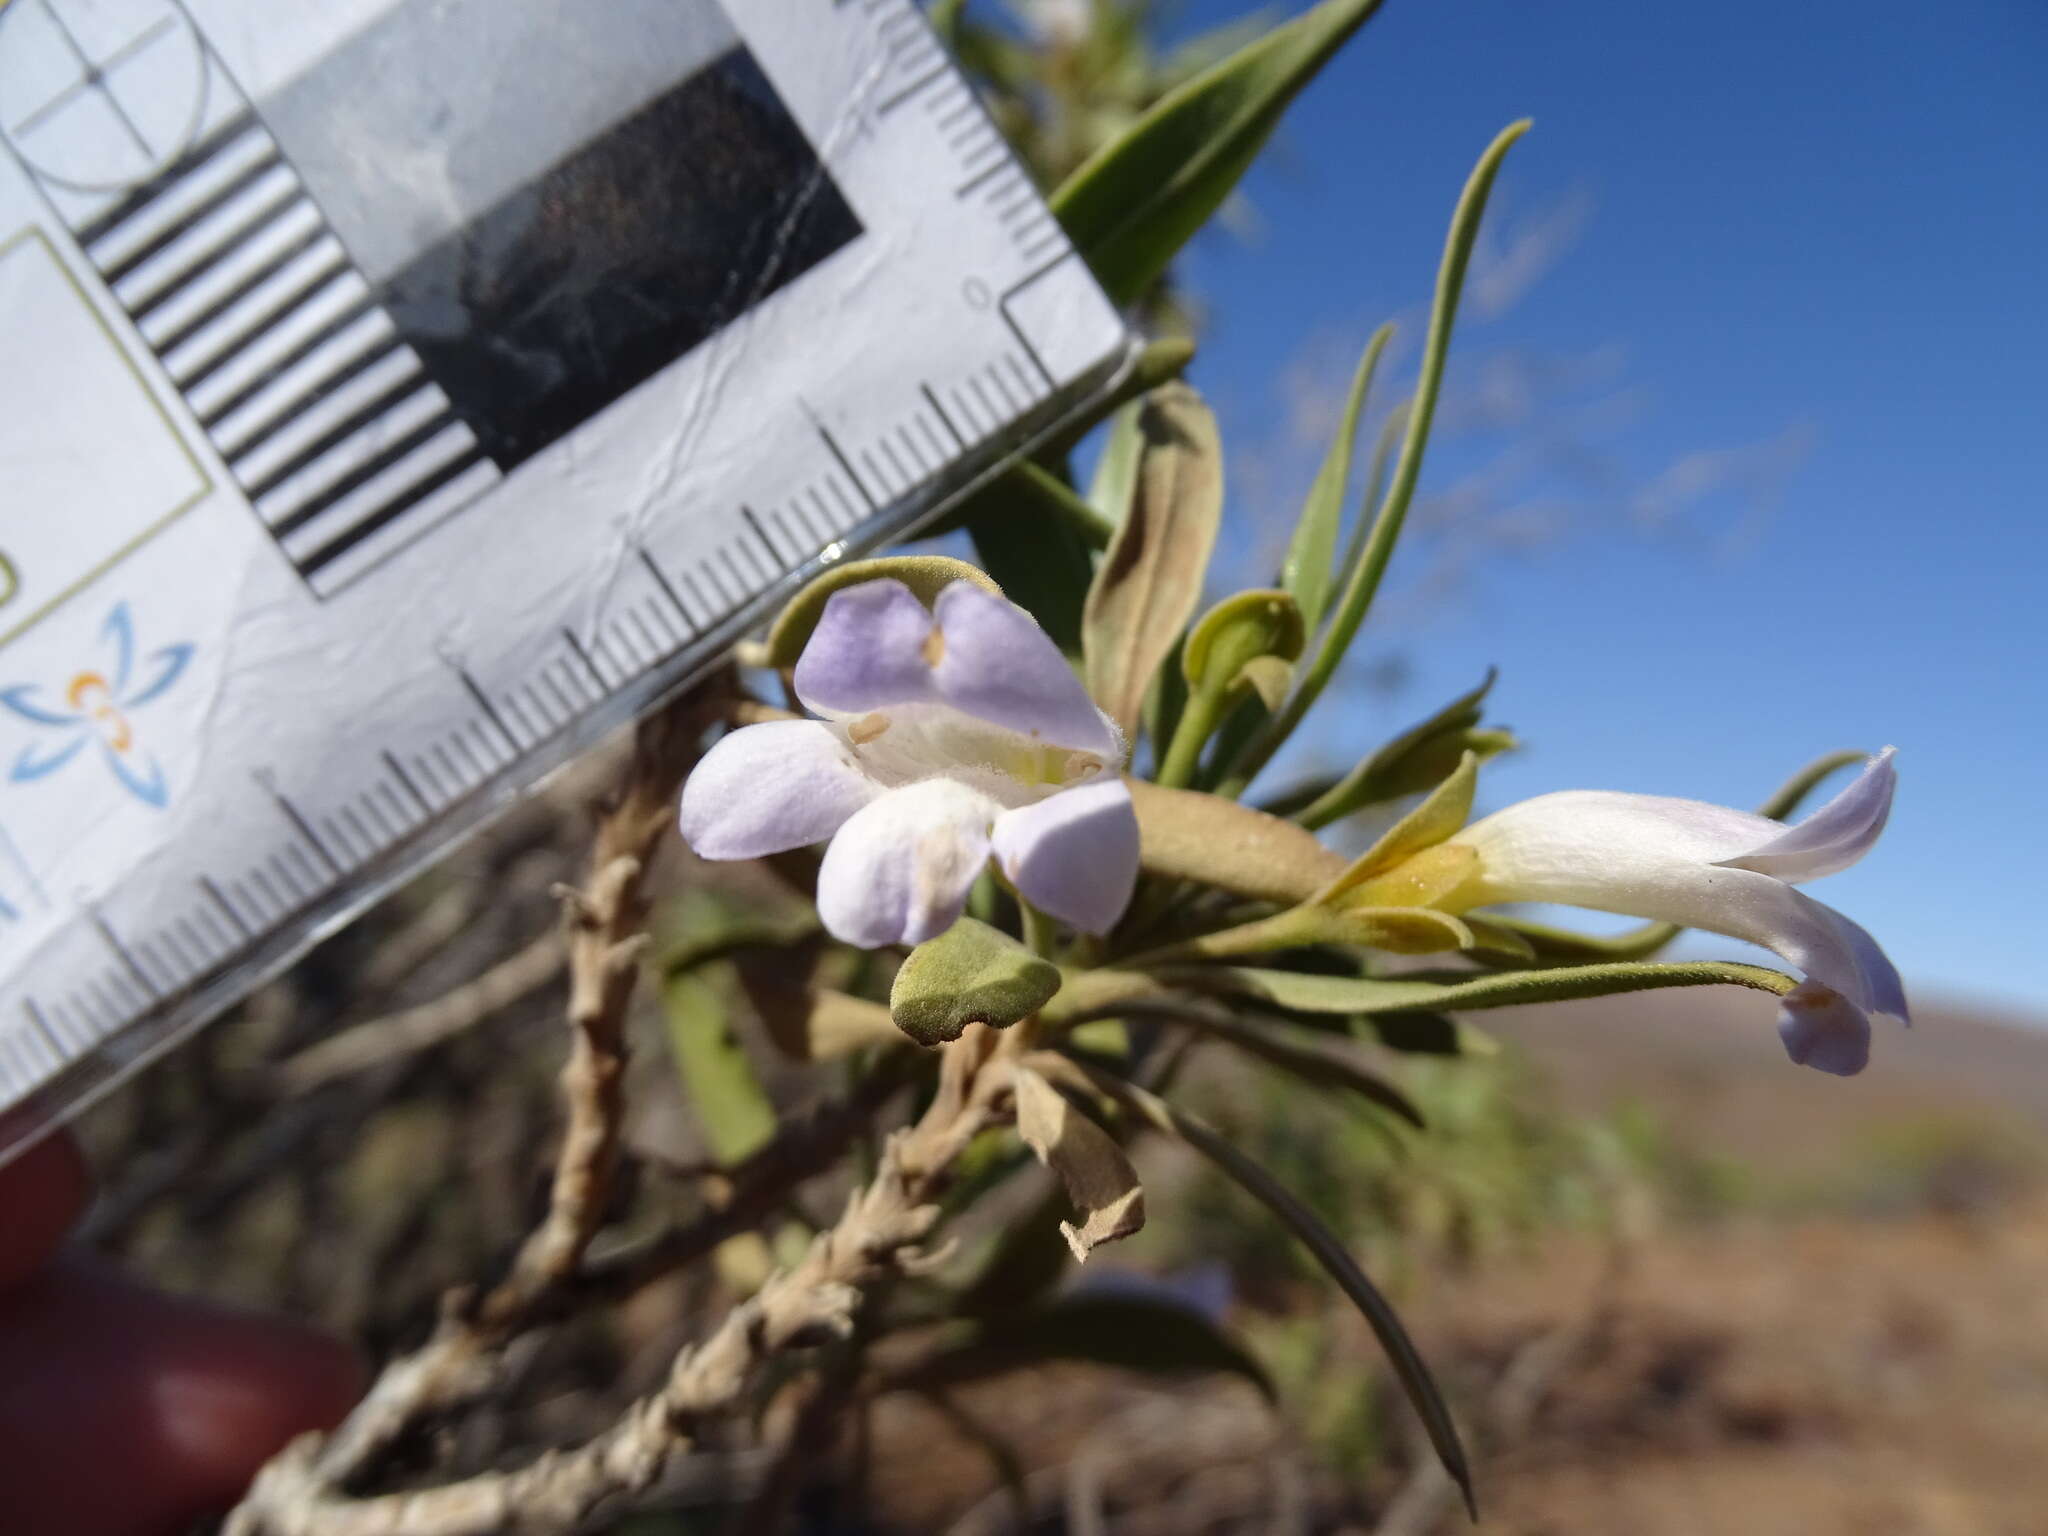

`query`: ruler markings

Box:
[636,549,694,631]
[726,532,771,589]
[876,63,948,116]
[381,752,435,817]
[814,424,878,512]
[340,800,383,854]
[874,432,914,491]
[21,1004,65,1071]
[560,629,607,693]
[738,505,784,566]
[454,670,521,754]
[89,913,160,1000]
[266,785,345,878]
[921,384,969,450]
[621,608,661,668]
[200,877,254,939]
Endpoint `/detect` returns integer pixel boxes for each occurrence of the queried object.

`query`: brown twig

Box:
[270,933,565,1094]
[228,1025,1016,1536]
[281,692,717,1492]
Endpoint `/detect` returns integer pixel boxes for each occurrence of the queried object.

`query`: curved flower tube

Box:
[681,579,1139,948]
[1438,748,1904,1075]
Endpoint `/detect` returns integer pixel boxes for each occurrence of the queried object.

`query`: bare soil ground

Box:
[1381,987,2048,1536]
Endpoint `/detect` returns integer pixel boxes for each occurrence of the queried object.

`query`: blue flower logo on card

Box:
[1,605,194,809]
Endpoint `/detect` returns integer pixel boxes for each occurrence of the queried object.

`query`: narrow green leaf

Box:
[895,1296,1275,1403]
[1051,0,1391,305]
[764,556,998,667]
[1283,323,1395,630]
[1082,383,1224,738]
[891,917,1063,1047]
[967,465,1100,652]
[1222,120,1533,794]
[1072,1063,1472,1514]
[663,968,777,1163]
[1294,669,1501,829]
[1185,958,1799,1015]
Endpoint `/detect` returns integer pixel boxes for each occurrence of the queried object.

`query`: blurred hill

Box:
[1499,984,2048,1197]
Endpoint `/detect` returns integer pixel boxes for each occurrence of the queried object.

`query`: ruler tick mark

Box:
[455,669,521,752]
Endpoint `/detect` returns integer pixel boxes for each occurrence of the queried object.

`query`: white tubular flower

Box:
[1441,749,1905,1076]
[680,579,1139,948]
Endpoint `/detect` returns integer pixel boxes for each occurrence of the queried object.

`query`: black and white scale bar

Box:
[52,95,500,591]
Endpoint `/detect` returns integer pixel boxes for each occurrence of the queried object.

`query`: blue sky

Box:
[1151,0,2047,1013]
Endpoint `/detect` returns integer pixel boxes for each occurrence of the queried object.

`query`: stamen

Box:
[921,626,946,666]
[849,711,891,745]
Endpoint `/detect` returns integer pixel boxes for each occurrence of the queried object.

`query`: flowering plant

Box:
[224,3,1904,1530]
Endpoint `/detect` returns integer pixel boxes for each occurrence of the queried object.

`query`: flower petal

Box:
[991,778,1140,935]
[1776,982,1872,1076]
[791,580,941,717]
[1452,790,1907,1032]
[816,779,997,948]
[679,720,877,860]
[931,584,1120,758]
[1715,747,1896,883]
[1457,788,1784,876]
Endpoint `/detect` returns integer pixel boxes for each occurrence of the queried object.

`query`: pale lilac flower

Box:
[681,579,1139,948]
[1440,749,1904,1075]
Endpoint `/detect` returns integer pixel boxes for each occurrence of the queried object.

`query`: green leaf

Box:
[1126,776,1346,907]
[894,1295,1275,1403]
[1282,323,1395,630]
[1070,1063,1472,1514]
[966,464,1100,652]
[1221,120,1532,794]
[1081,383,1224,738]
[1185,958,1799,1015]
[1292,669,1504,829]
[1367,1010,1498,1057]
[663,967,776,1163]
[1113,998,1423,1127]
[1050,0,1391,306]
[1182,589,1306,688]
[1043,335,1198,467]
[763,556,998,668]
[1159,588,1306,790]
[890,918,1063,1048]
